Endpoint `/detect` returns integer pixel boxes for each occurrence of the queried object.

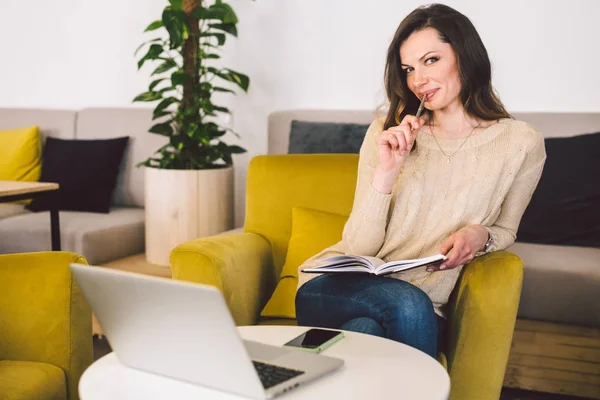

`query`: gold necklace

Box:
[430,120,482,163]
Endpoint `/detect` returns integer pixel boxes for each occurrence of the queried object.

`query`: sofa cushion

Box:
[0,207,144,264]
[0,126,41,183]
[288,120,368,154]
[0,360,66,400]
[517,131,600,247]
[260,207,348,319]
[76,108,168,207]
[27,137,129,213]
[508,242,600,328]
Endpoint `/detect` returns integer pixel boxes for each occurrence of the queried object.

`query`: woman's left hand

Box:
[428,224,489,272]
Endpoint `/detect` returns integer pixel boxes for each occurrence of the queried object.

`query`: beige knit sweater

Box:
[297,118,547,318]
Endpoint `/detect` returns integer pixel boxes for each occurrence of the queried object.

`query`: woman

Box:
[294,3,546,358]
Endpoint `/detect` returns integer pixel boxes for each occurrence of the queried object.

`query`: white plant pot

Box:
[144,166,234,266]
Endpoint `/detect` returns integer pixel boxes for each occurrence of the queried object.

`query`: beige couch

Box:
[0,107,165,264]
[268,110,600,330]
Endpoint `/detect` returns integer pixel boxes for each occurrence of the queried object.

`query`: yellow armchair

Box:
[171,154,523,400]
[0,252,93,400]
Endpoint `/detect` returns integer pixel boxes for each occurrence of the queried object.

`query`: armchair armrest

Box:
[446,250,524,400]
[0,251,93,400]
[170,232,275,326]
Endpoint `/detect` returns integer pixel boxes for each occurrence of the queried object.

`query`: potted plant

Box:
[134,0,251,265]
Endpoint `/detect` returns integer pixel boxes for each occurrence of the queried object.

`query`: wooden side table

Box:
[0,180,61,250]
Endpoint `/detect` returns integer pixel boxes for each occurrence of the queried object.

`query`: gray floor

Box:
[93,336,591,400]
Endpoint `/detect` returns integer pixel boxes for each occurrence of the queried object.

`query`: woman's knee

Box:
[379,282,436,322]
[341,317,384,337]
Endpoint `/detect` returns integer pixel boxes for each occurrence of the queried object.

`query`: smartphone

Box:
[283,328,344,353]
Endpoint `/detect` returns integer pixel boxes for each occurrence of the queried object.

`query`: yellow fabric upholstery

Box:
[170,154,523,400]
[0,126,41,182]
[445,250,523,400]
[0,252,94,400]
[244,155,359,278]
[261,207,349,319]
[170,232,274,326]
[0,361,66,400]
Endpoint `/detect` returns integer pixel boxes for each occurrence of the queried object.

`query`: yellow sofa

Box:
[171,154,524,400]
[0,252,93,400]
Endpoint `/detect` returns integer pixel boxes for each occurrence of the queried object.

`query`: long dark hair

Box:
[383,3,511,130]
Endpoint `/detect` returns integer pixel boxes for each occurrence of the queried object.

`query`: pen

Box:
[416,93,427,119]
[411,94,427,135]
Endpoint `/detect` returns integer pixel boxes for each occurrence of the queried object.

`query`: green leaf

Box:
[212,86,235,94]
[157,86,175,95]
[225,69,250,92]
[152,110,172,120]
[203,53,221,60]
[154,97,178,116]
[228,145,246,154]
[192,7,225,21]
[200,42,220,50]
[209,68,250,92]
[168,0,183,10]
[152,59,178,75]
[212,130,227,138]
[208,23,237,37]
[171,70,192,86]
[137,44,164,69]
[149,121,174,136]
[200,102,215,114]
[212,105,231,114]
[200,32,226,46]
[144,20,163,32]
[210,2,238,24]
[162,7,188,49]
[149,78,166,91]
[134,38,162,57]
[222,152,233,165]
[132,91,163,102]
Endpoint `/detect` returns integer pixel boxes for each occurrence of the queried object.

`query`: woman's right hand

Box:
[372,115,424,194]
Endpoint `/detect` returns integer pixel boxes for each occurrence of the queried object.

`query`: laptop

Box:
[70,264,344,399]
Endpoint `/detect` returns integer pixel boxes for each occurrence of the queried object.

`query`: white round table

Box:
[80,325,450,400]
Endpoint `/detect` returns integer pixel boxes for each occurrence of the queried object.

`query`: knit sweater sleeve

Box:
[486,127,547,251]
[297,119,391,289]
[341,119,392,255]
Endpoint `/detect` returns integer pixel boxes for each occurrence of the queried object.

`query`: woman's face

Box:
[399,27,462,111]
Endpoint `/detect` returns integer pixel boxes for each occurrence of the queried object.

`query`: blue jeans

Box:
[295,274,445,358]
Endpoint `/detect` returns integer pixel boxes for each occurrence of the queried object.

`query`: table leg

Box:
[50,191,61,251]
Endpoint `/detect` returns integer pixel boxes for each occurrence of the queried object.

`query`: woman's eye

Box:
[425,57,439,65]
[403,67,414,74]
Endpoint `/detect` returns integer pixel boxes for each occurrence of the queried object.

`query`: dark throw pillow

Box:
[517,131,600,247]
[27,136,129,213]
[288,120,369,154]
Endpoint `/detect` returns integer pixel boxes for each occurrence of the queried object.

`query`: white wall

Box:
[1,0,599,226]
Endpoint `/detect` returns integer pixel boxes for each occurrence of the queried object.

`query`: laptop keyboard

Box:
[252,360,305,389]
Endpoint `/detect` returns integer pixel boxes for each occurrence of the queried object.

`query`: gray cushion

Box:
[508,242,600,328]
[0,204,29,220]
[0,207,144,264]
[288,120,369,154]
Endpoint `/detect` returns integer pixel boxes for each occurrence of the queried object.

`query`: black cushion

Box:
[27,136,129,213]
[517,131,600,247]
[288,121,368,154]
